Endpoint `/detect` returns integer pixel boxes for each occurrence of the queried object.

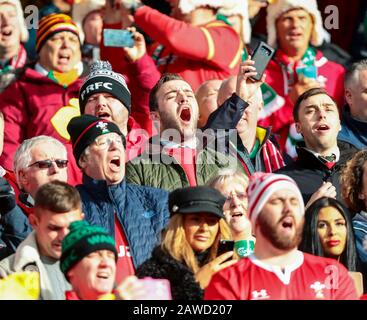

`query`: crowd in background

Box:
[0,0,367,300]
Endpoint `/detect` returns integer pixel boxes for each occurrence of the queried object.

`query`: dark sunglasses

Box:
[28,159,68,169]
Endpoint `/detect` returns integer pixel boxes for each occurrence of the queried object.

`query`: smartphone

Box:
[250,41,275,81]
[103,29,134,48]
[139,277,172,300]
[217,240,235,257]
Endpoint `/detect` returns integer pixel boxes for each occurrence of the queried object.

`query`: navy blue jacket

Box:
[0,205,32,260]
[338,105,367,165]
[77,175,170,269]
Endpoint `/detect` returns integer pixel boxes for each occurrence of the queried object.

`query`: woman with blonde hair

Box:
[136,186,236,300]
[208,169,255,257]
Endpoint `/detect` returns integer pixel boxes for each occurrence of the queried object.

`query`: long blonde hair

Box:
[161,214,232,273]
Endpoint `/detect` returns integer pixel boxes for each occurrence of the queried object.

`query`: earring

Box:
[359,194,365,200]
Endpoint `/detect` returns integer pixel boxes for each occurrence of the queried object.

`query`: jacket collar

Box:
[81,174,127,198]
[274,48,326,66]
[13,231,40,271]
[339,104,367,146]
[295,143,339,170]
[12,231,57,300]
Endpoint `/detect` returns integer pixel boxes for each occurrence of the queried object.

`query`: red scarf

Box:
[0,44,27,71]
[262,139,285,173]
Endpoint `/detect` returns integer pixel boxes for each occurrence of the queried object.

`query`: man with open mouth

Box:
[0,13,85,186]
[126,73,246,192]
[277,87,347,210]
[67,114,169,285]
[0,0,28,93]
[260,0,345,158]
[0,180,84,300]
[205,172,358,300]
[60,220,147,300]
[79,60,152,161]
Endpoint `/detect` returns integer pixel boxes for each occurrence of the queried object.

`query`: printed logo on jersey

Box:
[310,281,326,299]
[117,245,131,258]
[251,289,270,300]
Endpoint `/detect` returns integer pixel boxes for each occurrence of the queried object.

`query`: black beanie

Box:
[67,114,125,167]
[60,220,117,278]
[79,60,131,114]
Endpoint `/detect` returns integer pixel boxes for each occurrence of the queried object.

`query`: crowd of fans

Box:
[0,0,367,300]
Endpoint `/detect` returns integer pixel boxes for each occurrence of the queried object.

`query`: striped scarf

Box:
[261,139,285,173]
[230,127,285,176]
[0,44,27,72]
[0,44,27,92]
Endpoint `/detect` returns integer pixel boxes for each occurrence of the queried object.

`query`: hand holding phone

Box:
[196,248,237,288]
[217,240,235,257]
[250,41,275,81]
[236,58,265,102]
[103,29,134,48]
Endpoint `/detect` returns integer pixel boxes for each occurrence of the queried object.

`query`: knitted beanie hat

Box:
[71,0,105,44]
[36,13,80,53]
[247,172,304,227]
[266,0,329,48]
[60,220,117,277]
[217,0,251,44]
[178,0,227,14]
[67,114,125,166]
[0,0,28,42]
[79,60,131,114]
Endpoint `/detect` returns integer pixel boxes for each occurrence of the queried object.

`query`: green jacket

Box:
[126,136,245,191]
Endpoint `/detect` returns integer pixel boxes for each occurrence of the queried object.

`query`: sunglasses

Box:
[28,159,68,169]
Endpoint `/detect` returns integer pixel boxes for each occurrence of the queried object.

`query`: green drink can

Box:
[234,240,255,258]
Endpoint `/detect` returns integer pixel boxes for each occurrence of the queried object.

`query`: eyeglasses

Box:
[224,191,248,208]
[94,135,123,149]
[28,159,68,169]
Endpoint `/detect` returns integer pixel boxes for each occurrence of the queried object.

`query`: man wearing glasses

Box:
[13,135,69,216]
[0,136,70,260]
[67,114,169,285]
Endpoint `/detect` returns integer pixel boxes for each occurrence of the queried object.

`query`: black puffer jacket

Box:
[136,246,204,300]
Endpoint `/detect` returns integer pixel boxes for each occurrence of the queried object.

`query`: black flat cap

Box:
[168,186,226,219]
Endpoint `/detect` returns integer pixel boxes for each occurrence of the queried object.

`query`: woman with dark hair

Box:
[340,150,367,263]
[300,197,358,271]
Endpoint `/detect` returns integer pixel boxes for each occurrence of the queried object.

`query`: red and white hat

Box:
[266,0,330,48]
[247,172,304,227]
